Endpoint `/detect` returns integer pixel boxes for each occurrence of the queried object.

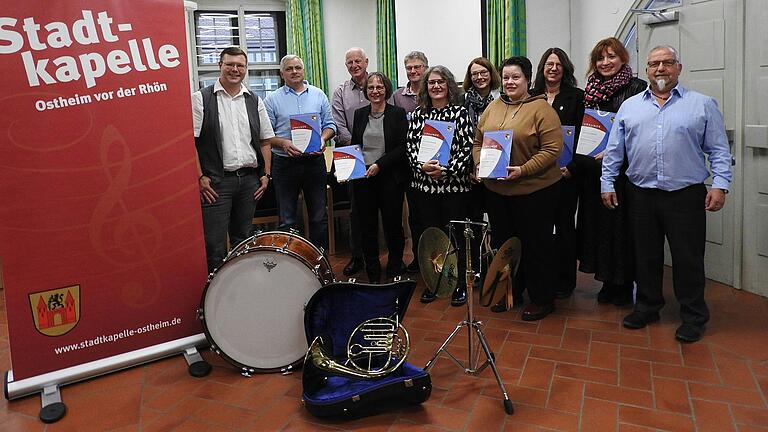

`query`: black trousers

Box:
[352,175,405,274]
[554,177,578,293]
[485,182,560,306]
[626,182,709,327]
[409,189,471,285]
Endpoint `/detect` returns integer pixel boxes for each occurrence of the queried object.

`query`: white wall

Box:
[393,0,482,87]
[526,0,635,80]
[323,0,377,92]
[525,0,572,76]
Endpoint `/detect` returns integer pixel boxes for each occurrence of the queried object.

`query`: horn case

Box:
[302,280,432,418]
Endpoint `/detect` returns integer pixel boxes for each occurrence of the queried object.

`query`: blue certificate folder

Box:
[559,126,575,167]
[416,119,454,166]
[478,130,513,179]
[333,145,366,181]
[576,109,615,157]
[290,113,323,153]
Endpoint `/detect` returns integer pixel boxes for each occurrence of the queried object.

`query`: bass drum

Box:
[200,231,334,374]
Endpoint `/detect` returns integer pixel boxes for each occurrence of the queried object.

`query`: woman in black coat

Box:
[578,37,646,306]
[350,72,409,283]
[530,47,585,299]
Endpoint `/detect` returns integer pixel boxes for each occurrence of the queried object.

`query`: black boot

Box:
[343,256,364,276]
[451,284,467,307]
[420,288,436,303]
[597,282,614,304]
[366,261,381,284]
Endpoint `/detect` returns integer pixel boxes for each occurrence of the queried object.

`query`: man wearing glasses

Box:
[192,46,276,273]
[601,45,732,343]
[390,51,428,116]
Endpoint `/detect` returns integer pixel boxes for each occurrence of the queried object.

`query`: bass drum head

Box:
[203,248,322,371]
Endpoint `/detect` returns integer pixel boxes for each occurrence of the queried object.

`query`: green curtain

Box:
[376,0,398,84]
[286,0,329,94]
[487,0,526,69]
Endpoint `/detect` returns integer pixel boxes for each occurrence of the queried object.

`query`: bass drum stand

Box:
[424,219,513,414]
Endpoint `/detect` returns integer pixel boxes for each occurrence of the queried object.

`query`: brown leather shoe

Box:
[521,303,554,321]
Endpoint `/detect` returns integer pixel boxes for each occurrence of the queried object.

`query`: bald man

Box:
[332,47,371,276]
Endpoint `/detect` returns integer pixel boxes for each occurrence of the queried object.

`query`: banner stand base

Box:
[183,347,211,377]
[39,385,66,423]
[5,334,207,424]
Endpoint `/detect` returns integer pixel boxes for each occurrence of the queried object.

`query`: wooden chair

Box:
[326,176,352,255]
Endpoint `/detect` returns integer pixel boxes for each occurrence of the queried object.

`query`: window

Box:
[191,9,286,99]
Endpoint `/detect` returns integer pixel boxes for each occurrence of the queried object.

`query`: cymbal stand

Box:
[424,220,513,414]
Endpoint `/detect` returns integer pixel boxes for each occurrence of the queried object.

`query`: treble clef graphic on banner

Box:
[89,125,162,307]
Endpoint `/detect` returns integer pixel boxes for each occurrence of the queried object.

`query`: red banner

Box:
[0,0,207,380]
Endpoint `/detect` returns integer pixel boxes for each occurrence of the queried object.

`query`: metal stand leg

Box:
[425,220,514,415]
[39,385,66,423]
[184,347,211,378]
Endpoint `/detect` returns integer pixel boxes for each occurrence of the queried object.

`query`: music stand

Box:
[424,219,513,414]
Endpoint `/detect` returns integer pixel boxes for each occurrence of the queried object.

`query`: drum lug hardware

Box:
[352,395,360,402]
[313,265,321,276]
[404,379,414,388]
[196,308,204,320]
[280,365,293,375]
[348,278,356,283]
[288,228,300,235]
[318,246,325,255]
[394,276,402,282]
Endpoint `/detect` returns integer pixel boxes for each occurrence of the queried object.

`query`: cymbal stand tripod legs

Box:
[424,220,513,414]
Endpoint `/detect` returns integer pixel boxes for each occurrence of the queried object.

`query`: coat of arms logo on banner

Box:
[28,285,81,337]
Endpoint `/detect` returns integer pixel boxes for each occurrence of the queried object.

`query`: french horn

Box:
[304,316,410,380]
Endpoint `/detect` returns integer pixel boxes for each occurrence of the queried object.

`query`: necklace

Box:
[370,111,385,119]
[652,91,670,100]
[498,100,525,129]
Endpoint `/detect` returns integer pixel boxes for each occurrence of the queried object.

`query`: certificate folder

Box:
[416,119,454,166]
[559,126,575,167]
[333,145,366,181]
[290,113,323,153]
[576,109,615,157]
[478,130,513,179]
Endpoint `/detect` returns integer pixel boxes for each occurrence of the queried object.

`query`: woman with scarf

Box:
[578,37,646,306]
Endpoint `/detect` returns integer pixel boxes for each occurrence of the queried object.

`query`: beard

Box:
[654,78,667,91]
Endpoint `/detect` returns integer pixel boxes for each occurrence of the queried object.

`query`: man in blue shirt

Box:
[265,55,336,251]
[601,45,732,343]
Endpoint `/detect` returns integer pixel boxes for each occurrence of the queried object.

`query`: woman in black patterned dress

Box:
[406,65,474,307]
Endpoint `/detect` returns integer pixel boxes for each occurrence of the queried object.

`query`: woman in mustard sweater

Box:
[472,56,563,321]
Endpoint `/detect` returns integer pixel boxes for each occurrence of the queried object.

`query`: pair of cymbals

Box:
[418,227,458,298]
[479,237,522,308]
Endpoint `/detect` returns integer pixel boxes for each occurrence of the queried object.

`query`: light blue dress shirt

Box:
[264,81,337,156]
[601,84,732,193]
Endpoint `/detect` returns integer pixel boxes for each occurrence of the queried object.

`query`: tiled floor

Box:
[1,255,767,431]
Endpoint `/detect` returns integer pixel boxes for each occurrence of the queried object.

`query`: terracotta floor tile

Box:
[648,323,681,352]
[652,377,691,415]
[497,384,549,408]
[591,330,649,348]
[584,383,653,408]
[620,358,652,391]
[588,341,619,370]
[529,346,587,365]
[554,363,618,385]
[692,399,737,432]
[619,405,695,432]
[581,397,618,432]
[737,425,768,432]
[566,317,621,333]
[618,425,658,432]
[388,420,446,431]
[537,315,566,337]
[619,346,682,365]
[465,395,509,431]
[689,382,766,407]
[501,403,579,431]
[652,363,721,384]
[505,331,562,348]
[561,327,591,352]
[518,358,555,390]
[731,406,768,427]
[397,403,468,431]
[681,343,716,369]
[716,355,760,389]
[546,377,583,414]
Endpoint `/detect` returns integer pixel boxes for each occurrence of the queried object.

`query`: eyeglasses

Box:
[405,65,425,71]
[544,62,562,70]
[470,70,490,79]
[367,85,386,92]
[222,62,246,70]
[427,79,447,87]
[647,59,677,69]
